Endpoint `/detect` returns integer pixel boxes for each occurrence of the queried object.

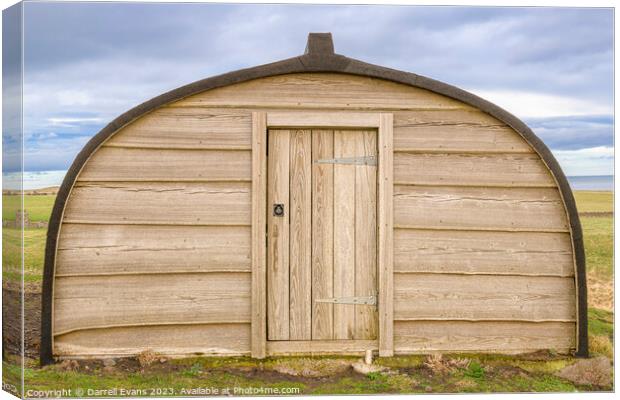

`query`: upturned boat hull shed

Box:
[41,33,587,364]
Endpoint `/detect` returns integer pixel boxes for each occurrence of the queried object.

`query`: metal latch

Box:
[315,156,376,166]
[273,203,285,217]
[315,295,376,306]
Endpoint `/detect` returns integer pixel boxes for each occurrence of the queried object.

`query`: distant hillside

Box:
[3,186,59,196]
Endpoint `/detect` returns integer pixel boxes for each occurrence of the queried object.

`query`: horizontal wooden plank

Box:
[394,186,568,231]
[394,229,574,276]
[173,73,472,110]
[56,225,250,276]
[394,273,575,321]
[394,321,575,353]
[78,147,251,181]
[54,323,250,357]
[53,272,251,335]
[393,110,533,153]
[64,182,251,225]
[394,153,555,187]
[266,340,377,355]
[267,111,380,128]
[106,108,251,149]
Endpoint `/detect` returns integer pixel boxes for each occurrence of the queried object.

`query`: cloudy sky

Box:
[4,2,615,177]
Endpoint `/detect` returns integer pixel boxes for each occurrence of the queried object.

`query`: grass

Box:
[574,191,614,360]
[588,308,614,358]
[573,191,613,213]
[1,191,613,394]
[589,308,613,339]
[581,216,613,279]
[2,356,22,397]
[2,194,56,222]
[2,227,47,282]
[1,191,55,284]
[7,353,609,396]
[5,361,303,398]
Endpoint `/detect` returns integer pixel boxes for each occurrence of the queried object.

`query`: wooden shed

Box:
[41,33,587,363]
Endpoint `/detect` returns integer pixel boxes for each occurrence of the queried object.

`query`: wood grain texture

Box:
[267,130,290,340]
[268,112,380,128]
[394,273,576,321]
[267,340,377,355]
[393,110,533,153]
[333,130,357,339]
[64,182,251,226]
[394,229,574,276]
[394,321,575,353]
[394,153,555,187]
[54,323,250,357]
[394,186,568,231]
[56,224,250,275]
[53,272,251,335]
[354,131,378,340]
[251,112,267,358]
[173,73,473,110]
[378,113,394,356]
[311,130,334,340]
[289,129,312,340]
[78,147,251,182]
[105,107,252,149]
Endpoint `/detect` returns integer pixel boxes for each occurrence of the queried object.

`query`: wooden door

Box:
[267,129,378,341]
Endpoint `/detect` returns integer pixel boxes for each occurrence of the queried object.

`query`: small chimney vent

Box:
[305,33,334,55]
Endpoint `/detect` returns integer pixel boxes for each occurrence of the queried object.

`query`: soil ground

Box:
[2,283,41,359]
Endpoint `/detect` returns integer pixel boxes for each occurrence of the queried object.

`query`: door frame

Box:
[250,111,393,358]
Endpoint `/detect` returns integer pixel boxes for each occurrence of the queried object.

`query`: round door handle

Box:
[273,203,285,217]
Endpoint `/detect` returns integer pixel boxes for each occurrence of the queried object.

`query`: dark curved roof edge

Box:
[41,33,587,364]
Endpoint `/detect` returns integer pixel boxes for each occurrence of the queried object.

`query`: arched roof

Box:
[41,33,587,364]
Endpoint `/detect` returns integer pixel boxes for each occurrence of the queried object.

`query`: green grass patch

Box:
[2,227,47,282]
[181,362,203,378]
[464,361,485,379]
[2,360,23,397]
[581,216,613,279]
[507,374,578,393]
[2,194,55,283]
[588,308,613,358]
[2,194,56,222]
[589,308,614,338]
[574,191,613,213]
[574,190,613,280]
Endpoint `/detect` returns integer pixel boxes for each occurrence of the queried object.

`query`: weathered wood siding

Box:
[54,106,255,357]
[54,73,576,356]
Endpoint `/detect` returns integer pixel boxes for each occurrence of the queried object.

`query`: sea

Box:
[567,175,614,191]
[1,171,615,192]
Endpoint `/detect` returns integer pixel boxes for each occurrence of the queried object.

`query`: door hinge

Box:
[315,295,377,306]
[315,156,376,166]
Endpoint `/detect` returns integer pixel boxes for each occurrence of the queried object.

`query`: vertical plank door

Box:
[267,128,378,343]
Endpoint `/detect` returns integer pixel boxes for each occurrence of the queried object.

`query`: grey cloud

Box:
[12,3,614,173]
[526,115,614,150]
[23,5,613,102]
